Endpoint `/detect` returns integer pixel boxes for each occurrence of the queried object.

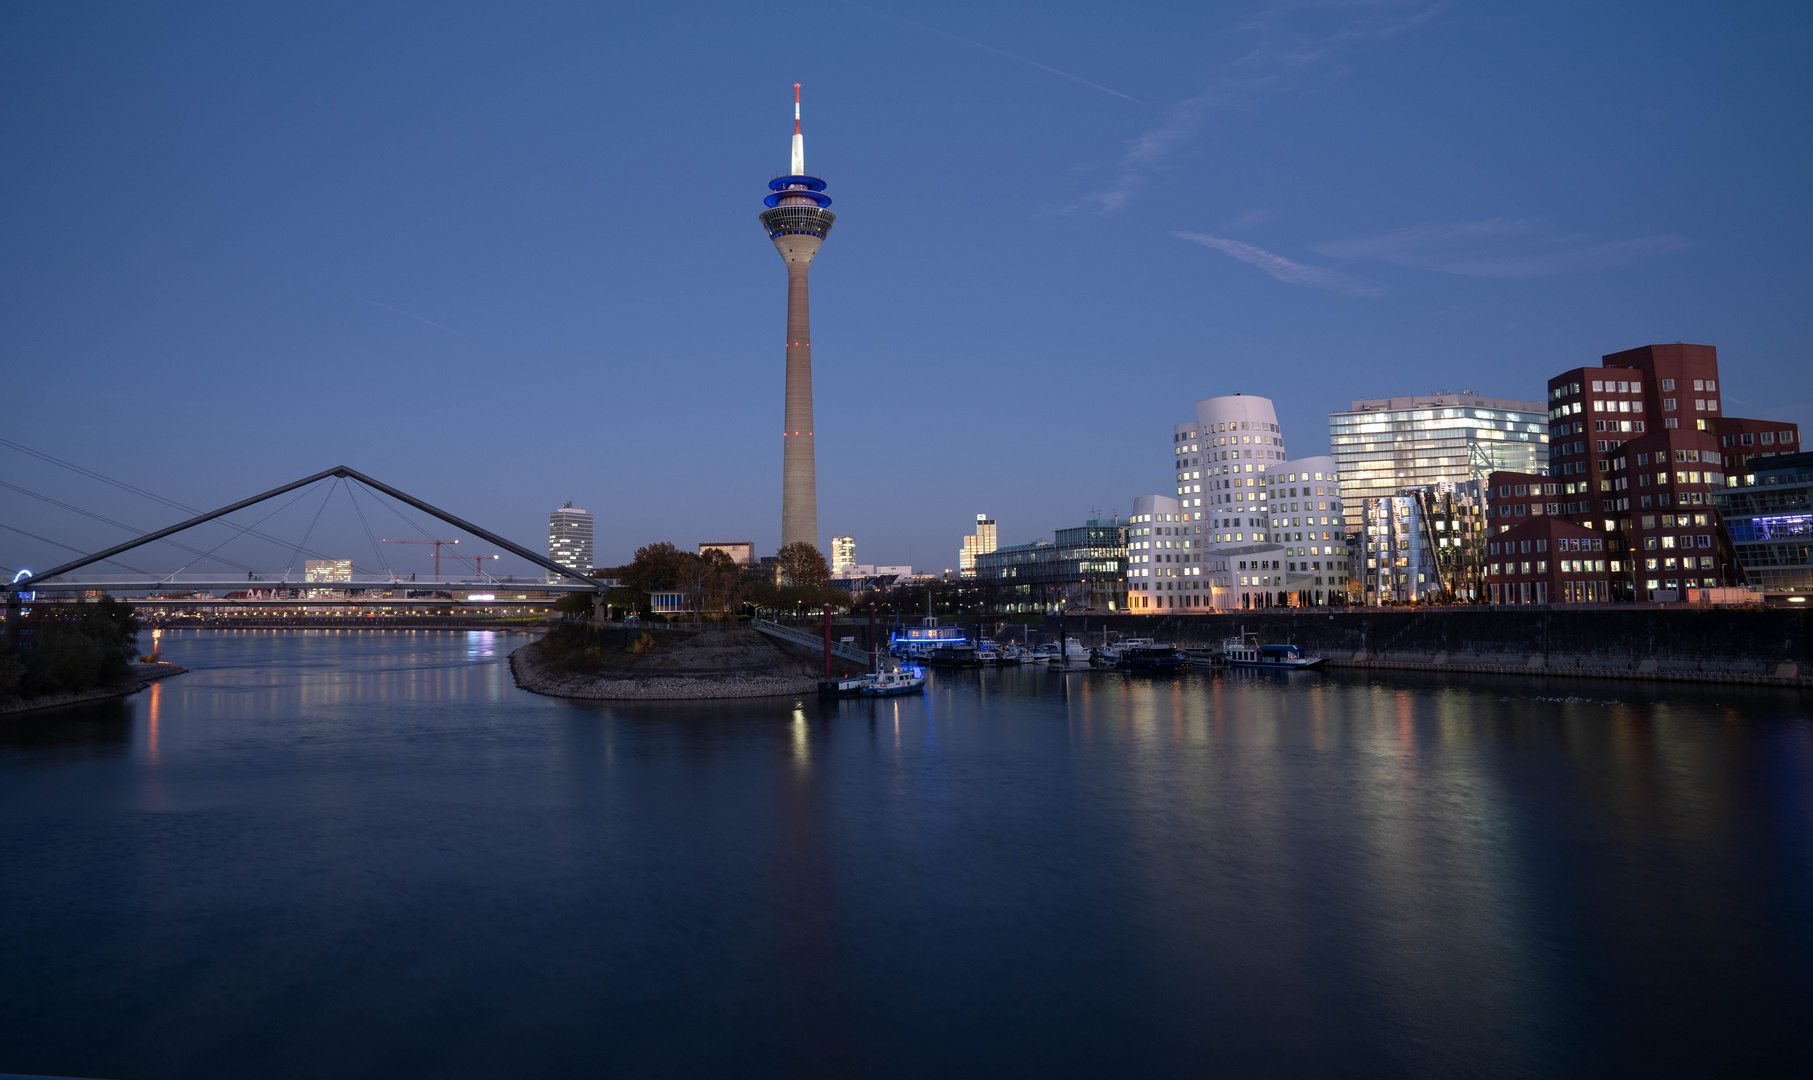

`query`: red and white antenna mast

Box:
[790,83,805,176]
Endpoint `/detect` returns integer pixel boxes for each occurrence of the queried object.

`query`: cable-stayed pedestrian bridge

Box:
[6,466,604,603]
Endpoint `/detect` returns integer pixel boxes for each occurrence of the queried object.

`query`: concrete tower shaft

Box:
[759,86,835,552]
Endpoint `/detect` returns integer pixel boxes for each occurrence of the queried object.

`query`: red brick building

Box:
[1484,514,1616,605]
[1543,344,1791,600]
[1716,416,1803,472]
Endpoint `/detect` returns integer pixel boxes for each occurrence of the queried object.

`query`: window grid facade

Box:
[1329,394,1548,513]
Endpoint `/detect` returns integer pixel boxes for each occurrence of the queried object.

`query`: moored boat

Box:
[925,645,983,668]
[818,674,866,696]
[1221,636,1324,670]
[859,668,926,696]
[1118,645,1185,673]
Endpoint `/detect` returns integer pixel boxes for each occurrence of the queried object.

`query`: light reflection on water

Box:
[0,629,1807,1079]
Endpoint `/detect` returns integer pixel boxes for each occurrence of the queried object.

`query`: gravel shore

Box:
[510,642,818,700]
[0,661,189,717]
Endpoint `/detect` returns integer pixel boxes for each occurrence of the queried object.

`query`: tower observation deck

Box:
[760,84,836,553]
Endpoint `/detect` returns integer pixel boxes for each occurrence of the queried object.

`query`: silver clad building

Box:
[548,503,594,583]
[1329,393,1548,510]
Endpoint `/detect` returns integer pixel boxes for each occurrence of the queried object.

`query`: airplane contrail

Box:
[838,0,1146,106]
[350,295,457,334]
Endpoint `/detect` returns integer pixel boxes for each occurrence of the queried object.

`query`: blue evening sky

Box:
[3,0,1809,578]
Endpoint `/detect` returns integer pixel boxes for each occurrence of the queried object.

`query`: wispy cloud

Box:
[1221,208,1275,232]
[838,1,1145,105]
[1176,232,1389,297]
[350,296,457,333]
[1089,1,1443,211]
[1313,219,1691,278]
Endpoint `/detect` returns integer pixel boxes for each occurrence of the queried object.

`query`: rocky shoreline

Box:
[509,642,819,701]
[0,661,189,717]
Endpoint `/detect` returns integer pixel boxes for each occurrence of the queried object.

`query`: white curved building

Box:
[1172,393,1292,553]
[1132,398,1352,610]
[1260,455,1350,605]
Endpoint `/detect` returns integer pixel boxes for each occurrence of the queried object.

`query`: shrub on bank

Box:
[2,597,142,697]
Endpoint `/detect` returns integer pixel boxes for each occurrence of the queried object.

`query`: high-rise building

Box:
[548,504,594,583]
[830,536,855,575]
[959,515,997,576]
[1177,394,1289,547]
[1329,393,1548,510]
[759,84,836,553]
[1541,343,1788,600]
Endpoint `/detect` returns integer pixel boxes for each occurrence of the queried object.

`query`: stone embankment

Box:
[1050,608,1812,689]
[0,661,188,716]
[510,625,836,701]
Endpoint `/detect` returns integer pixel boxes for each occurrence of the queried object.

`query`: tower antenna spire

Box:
[791,83,804,176]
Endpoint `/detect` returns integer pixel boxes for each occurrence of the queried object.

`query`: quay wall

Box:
[1025,609,1811,684]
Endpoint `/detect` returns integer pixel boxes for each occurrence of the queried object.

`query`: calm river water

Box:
[1,628,1809,1079]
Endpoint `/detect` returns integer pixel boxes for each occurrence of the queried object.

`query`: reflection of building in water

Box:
[1714,450,1813,599]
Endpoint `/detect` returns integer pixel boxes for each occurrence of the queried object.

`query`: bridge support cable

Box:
[0,519,153,575]
[0,477,267,577]
[1,438,390,577]
[346,483,393,577]
[281,479,340,583]
[10,466,600,589]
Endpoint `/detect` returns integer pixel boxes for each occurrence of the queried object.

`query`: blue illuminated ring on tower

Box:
[768,175,827,192]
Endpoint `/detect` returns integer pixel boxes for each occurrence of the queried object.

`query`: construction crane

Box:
[448,553,500,581]
[381,538,460,579]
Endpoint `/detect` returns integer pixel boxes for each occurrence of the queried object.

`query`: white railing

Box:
[752,619,871,665]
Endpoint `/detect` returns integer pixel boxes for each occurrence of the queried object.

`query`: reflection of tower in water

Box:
[759,84,836,551]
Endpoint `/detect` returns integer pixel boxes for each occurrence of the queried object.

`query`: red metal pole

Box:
[822,604,832,677]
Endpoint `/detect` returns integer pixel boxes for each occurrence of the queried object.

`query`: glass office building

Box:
[973,520,1127,612]
[1713,450,1813,597]
[1330,393,1548,511]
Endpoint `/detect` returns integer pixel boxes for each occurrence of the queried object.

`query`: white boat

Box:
[1220,636,1324,670]
[860,667,926,696]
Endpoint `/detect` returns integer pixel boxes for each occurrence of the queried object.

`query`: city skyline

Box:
[2,2,1809,576]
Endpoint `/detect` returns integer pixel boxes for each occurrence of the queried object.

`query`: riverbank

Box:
[0,661,188,717]
[509,627,830,700]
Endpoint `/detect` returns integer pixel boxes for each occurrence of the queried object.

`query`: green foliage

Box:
[6,597,142,697]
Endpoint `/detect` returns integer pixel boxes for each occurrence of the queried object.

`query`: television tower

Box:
[760,84,836,552]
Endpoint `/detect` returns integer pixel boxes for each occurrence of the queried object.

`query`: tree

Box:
[622,542,686,591]
[777,542,830,589]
